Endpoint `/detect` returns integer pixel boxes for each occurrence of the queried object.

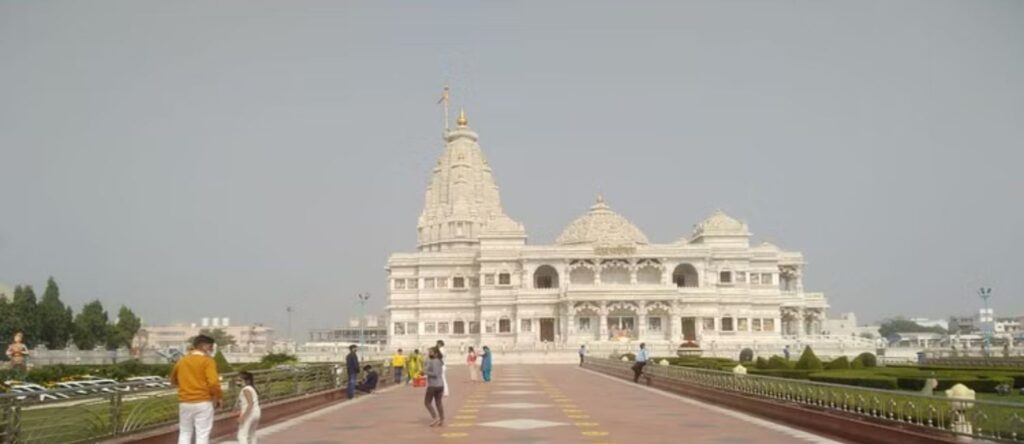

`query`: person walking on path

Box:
[170,334,224,444]
[235,371,261,444]
[406,349,423,385]
[632,342,649,383]
[436,340,450,396]
[391,349,406,384]
[783,345,791,360]
[424,347,445,427]
[345,344,360,399]
[466,347,479,382]
[480,346,493,382]
[578,344,587,367]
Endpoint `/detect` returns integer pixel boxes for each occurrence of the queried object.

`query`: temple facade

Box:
[386,111,865,356]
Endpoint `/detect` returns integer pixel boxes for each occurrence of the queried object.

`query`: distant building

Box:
[308,315,387,346]
[822,312,881,339]
[135,317,274,354]
[949,316,978,334]
[995,317,1022,334]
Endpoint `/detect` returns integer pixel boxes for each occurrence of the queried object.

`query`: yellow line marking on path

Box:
[581,431,609,437]
[441,432,469,438]
[567,414,590,419]
[574,422,599,427]
[454,415,476,420]
[449,422,474,428]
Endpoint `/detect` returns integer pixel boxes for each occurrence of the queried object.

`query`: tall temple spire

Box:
[417,110,524,252]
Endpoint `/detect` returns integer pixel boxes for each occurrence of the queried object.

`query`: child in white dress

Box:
[236,371,261,444]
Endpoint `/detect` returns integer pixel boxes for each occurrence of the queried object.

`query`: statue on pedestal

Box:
[6,331,29,374]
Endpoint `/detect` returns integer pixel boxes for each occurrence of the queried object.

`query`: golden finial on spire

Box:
[457,108,468,127]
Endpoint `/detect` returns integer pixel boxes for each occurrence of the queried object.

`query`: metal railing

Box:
[586,358,1024,443]
[0,361,386,444]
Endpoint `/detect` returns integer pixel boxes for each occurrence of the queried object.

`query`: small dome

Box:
[692,210,749,237]
[556,196,649,246]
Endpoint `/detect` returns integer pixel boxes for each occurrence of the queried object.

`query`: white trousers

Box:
[442,364,450,397]
[178,401,215,444]
[237,412,260,444]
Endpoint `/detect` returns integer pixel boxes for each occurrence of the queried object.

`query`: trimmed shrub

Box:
[754,357,769,369]
[768,355,794,369]
[795,346,824,371]
[855,352,877,368]
[896,374,1014,393]
[748,369,813,380]
[739,348,754,363]
[826,356,850,370]
[809,372,898,390]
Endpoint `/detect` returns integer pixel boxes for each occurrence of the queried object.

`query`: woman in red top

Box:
[466,346,479,382]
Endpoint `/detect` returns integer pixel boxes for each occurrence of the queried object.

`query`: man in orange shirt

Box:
[170,334,224,444]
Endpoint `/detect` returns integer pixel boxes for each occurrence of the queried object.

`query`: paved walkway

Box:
[222,365,845,444]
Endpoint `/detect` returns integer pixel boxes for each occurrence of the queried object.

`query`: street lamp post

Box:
[978,287,993,350]
[357,292,371,347]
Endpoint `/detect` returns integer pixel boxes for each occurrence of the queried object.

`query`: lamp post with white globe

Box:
[357,292,371,347]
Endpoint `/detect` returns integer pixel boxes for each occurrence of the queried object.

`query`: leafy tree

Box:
[73,300,109,350]
[106,305,142,350]
[878,318,946,338]
[38,277,74,349]
[260,352,297,367]
[0,297,14,355]
[10,285,40,346]
[198,328,236,350]
[795,346,824,371]
[738,348,754,363]
[213,350,233,374]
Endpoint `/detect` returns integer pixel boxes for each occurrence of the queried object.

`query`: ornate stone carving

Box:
[556,196,649,247]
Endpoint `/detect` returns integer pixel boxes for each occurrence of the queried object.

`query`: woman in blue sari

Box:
[480,346,493,382]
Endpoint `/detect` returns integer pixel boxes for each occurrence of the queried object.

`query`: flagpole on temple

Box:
[438,85,450,131]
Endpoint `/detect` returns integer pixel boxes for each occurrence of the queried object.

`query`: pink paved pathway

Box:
[224,365,846,444]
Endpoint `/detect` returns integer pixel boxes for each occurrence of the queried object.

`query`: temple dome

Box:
[556,196,649,246]
[692,210,750,238]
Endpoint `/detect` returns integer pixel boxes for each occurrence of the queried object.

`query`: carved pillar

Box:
[637,303,648,339]
[629,260,638,285]
[670,307,682,343]
[796,309,805,336]
[598,301,609,342]
[594,265,601,286]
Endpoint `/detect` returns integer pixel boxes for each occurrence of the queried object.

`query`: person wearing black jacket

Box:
[357,365,379,393]
[346,344,360,399]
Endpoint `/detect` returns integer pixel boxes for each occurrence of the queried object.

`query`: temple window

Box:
[534,265,559,288]
[407,278,418,289]
[407,322,419,335]
[761,273,773,285]
[498,273,511,285]
[738,318,748,331]
[453,277,466,288]
[750,273,760,285]
[702,318,715,330]
[719,271,732,285]
[672,264,699,287]
[485,320,496,334]
[394,322,405,335]
[752,319,762,332]
[648,317,662,332]
[424,322,436,334]
[469,321,480,334]
[470,277,479,287]
[453,321,465,334]
[721,317,734,331]
[521,319,532,332]
[438,322,450,334]
[570,268,595,285]
[578,317,591,331]
[437,278,448,288]
[484,274,495,285]
[424,278,435,289]
[394,279,405,290]
[735,272,746,283]
[499,318,511,333]
[763,319,775,332]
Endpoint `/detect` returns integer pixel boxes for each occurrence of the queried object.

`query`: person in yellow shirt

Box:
[391,349,406,384]
[170,334,223,444]
[405,349,423,385]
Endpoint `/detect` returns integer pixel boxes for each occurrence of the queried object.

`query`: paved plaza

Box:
[221,365,846,444]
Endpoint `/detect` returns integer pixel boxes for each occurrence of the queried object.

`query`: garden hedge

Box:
[808,371,898,390]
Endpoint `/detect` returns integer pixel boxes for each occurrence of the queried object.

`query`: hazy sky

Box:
[2,1,1022,341]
